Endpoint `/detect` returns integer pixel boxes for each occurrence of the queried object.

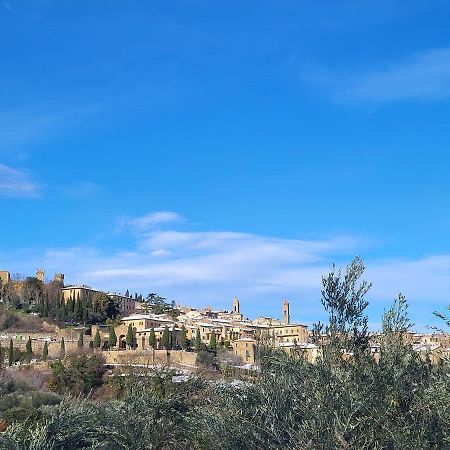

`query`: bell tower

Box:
[232,297,240,314]
[282,299,290,324]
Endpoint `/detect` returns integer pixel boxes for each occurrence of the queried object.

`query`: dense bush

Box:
[48,354,106,395]
[196,350,217,369]
[0,375,60,428]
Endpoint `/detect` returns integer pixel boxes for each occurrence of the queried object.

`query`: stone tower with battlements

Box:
[54,273,65,284]
[282,299,290,324]
[0,271,10,285]
[36,269,45,282]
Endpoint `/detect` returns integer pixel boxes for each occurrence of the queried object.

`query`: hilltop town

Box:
[0,268,314,367]
[0,258,449,448]
[1,268,449,369]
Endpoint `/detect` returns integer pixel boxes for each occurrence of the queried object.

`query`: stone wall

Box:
[0,334,198,367]
[103,349,197,367]
[0,333,91,359]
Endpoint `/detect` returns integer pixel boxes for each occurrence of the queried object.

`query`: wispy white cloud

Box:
[1,212,449,328]
[0,103,101,152]
[345,48,450,102]
[306,48,450,104]
[60,181,103,199]
[123,211,184,232]
[0,163,41,198]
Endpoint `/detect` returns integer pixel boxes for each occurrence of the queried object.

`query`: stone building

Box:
[61,285,135,314]
[0,270,10,285]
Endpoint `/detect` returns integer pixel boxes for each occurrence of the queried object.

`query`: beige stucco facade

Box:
[233,338,256,364]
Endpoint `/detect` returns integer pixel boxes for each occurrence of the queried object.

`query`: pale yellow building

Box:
[233,338,257,364]
[270,323,308,345]
[278,342,321,364]
[61,285,135,314]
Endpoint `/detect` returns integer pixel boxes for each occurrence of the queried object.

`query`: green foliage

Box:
[148,327,156,349]
[0,376,60,427]
[143,293,177,317]
[48,354,106,395]
[42,341,48,361]
[161,326,170,350]
[209,329,217,351]
[171,328,178,349]
[434,305,450,330]
[8,340,13,367]
[180,325,187,350]
[77,332,84,348]
[0,376,205,449]
[25,337,32,363]
[196,350,216,369]
[108,326,117,348]
[126,324,133,349]
[93,329,101,349]
[21,277,44,307]
[91,292,120,323]
[195,328,201,352]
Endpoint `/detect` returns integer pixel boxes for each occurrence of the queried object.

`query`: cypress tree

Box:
[149,327,156,349]
[8,339,13,366]
[67,297,73,314]
[108,327,117,349]
[162,326,170,350]
[82,301,88,323]
[42,341,48,361]
[93,329,101,348]
[78,332,84,348]
[195,328,201,352]
[59,302,67,322]
[44,295,49,317]
[126,324,133,349]
[171,328,177,349]
[60,337,65,358]
[180,325,187,350]
[74,297,81,320]
[210,329,217,351]
[26,337,32,363]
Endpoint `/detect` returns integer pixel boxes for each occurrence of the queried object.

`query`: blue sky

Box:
[1,0,450,330]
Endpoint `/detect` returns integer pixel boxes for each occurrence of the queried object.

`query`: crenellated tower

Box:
[36,269,45,282]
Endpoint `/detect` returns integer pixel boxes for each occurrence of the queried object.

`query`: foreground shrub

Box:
[48,354,105,395]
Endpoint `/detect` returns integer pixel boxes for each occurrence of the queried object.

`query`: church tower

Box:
[282,299,290,324]
[232,297,240,314]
